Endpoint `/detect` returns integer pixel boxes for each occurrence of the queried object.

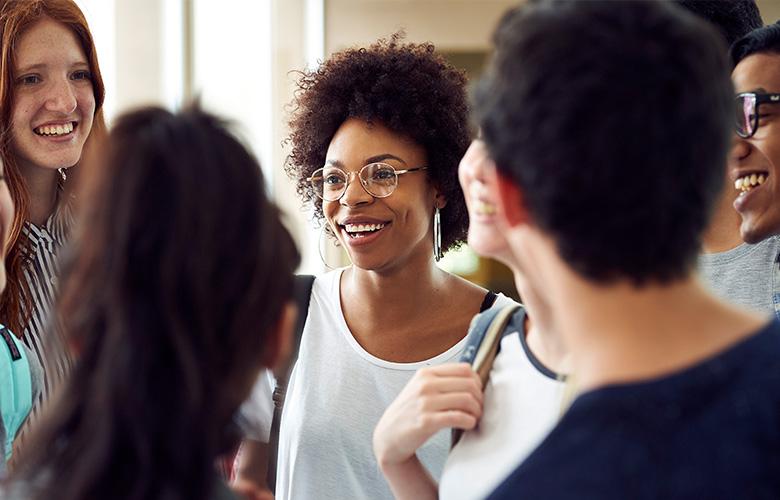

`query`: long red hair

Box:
[0,0,106,336]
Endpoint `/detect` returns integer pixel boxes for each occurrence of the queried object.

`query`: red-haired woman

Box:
[0,0,106,419]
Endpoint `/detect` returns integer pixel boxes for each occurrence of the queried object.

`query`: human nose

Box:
[339,170,372,207]
[729,134,751,165]
[45,77,77,114]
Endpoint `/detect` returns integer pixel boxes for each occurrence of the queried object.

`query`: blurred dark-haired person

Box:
[474,1,780,498]
[731,21,780,320]
[1,105,299,500]
[235,35,514,500]
[675,1,780,319]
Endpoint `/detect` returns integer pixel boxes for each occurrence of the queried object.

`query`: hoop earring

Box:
[433,206,443,262]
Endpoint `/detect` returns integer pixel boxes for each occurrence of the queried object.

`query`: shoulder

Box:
[488,415,626,499]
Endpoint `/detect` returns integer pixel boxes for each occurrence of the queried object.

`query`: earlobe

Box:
[434,191,447,210]
[263,302,297,370]
[496,171,530,228]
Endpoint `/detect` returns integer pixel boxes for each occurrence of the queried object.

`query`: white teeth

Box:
[475,201,497,216]
[344,223,385,233]
[735,172,769,193]
[35,122,74,136]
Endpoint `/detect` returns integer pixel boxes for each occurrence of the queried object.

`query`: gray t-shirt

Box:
[697,236,780,318]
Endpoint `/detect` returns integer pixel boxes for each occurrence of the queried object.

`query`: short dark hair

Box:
[674,0,762,46]
[286,34,471,251]
[731,21,780,67]
[475,0,733,285]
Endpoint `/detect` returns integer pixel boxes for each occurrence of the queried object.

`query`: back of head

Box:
[9,106,299,500]
[674,0,762,46]
[475,0,733,285]
[731,20,780,67]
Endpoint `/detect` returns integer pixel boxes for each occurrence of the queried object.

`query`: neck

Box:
[525,316,572,376]
[551,272,763,393]
[341,253,448,319]
[701,185,743,253]
[18,162,60,226]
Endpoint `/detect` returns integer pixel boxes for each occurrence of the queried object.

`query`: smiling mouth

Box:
[474,200,497,216]
[735,171,768,195]
[34,121,77,137]
[341,222,387,239]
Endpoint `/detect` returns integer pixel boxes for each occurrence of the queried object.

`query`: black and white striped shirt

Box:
[19,202,73,418]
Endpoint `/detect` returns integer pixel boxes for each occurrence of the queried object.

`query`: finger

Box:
[421,410,479,433]
[420,393,483,417]
[417,375,483,401]
[420,362,475,377]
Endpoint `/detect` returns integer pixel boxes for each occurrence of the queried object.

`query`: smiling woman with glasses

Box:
[234,35,515,500]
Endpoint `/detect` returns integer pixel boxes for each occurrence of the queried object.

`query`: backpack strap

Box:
[0,325,32,461]
[451,304,524,448]
[479,291,498,312]
[267,274,315,492]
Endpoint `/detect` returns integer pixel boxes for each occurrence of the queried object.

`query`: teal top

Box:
[1,325,35,462]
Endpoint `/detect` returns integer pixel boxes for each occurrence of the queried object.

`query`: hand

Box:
[231,478,274,500]
[373,363,483,468]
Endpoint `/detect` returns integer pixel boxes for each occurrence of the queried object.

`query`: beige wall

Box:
[758,0,780,25]
[325,0,517,54]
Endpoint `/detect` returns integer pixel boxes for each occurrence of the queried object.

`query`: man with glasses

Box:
[730,22,780,321]
[675,1,780,320]
[474,1,780,498]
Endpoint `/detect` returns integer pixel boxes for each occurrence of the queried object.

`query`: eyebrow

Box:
[325,153,408,169]
[15,61,90,74]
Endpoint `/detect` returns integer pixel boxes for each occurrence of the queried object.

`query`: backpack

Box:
[451,303,524,447]
[0,325,33,462]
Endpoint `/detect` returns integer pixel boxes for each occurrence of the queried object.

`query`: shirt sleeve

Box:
[237,369,275,442]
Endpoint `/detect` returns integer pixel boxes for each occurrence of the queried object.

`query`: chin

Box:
[740,219,780,244]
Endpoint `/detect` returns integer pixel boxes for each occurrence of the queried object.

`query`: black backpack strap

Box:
[267,274,315,492]
[452,304,524,448]
[479,291,498,312]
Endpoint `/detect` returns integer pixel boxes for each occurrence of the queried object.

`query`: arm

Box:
[232,370,276,498]
[373,363,483,500]
[232,440,273,499]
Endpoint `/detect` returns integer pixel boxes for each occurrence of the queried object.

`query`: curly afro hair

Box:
[285,34,471,252]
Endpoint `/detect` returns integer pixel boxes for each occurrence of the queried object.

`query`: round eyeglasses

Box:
[735,91,780,138]
[307,162,428,201]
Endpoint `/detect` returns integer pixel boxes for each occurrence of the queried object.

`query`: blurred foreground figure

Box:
[474,1,780,498]
[2,106,299,500]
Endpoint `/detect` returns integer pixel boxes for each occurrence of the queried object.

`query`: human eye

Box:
[370,166,396,182]
[324,173,345,185]
[16,74,41,85]
[70,69,92,81]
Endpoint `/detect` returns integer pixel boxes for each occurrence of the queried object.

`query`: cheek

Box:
[322,201,339,227]
[10,99,32,136]
[78,90,97,122]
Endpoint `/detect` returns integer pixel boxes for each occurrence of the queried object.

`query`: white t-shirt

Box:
[439,314,567,500]
[240,268,513,500]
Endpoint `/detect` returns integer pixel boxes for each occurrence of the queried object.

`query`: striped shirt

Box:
[18,201,74,420]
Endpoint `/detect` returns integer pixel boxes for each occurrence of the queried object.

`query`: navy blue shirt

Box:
[489,320,780,500]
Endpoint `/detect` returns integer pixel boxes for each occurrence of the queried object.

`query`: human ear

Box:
[495,171,531,228]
